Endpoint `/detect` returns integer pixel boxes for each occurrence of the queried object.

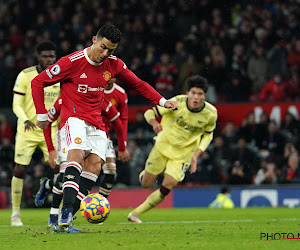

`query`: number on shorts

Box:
[108,140,114,150]
[181,163,190,173]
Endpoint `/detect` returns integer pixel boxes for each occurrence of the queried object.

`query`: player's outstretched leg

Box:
[72,171,98,215]
[58,161,82,230]
[99,163,116,198]
[128,185,170,223]
[35,177,53,207]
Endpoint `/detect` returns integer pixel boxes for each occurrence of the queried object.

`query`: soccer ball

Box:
[80,193,110,224]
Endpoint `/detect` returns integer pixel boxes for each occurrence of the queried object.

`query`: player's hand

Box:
[48,150,57,169]
[153,123,163,133]
[164,100,178,110]
[36,120,49,130]
[24,120,37,131]
[190,156,198,174]
[118,150,130,162]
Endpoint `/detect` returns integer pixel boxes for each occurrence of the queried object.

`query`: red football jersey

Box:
[103,83,128,141]
[32,48,164,131]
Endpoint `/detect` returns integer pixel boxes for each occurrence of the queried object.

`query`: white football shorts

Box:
[56,128,67,166]
[63,117,107,161]
[106,138,116,159]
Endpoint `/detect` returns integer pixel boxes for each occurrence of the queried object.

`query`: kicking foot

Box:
[55,225,82,233]
[58,207,73,228]
[128,211,142,224]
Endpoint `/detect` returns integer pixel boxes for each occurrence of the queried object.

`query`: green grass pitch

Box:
[1,207,300,249]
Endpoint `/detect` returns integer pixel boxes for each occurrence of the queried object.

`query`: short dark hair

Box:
[36,41,56,54]
[185,75,209,93]
[221,186,231,194]
[96,24,122,43]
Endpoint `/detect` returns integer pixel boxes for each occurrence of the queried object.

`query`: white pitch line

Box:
[0,218,299,227]
[117,218,300,225]
[117,219,253,225]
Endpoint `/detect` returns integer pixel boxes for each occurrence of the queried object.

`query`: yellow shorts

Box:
[14,130,56,166]
[145,145,190,182]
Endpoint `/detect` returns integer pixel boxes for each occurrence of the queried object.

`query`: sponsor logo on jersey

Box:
[103,71,112,81]
[50,64,61,75]
[77,84,104,93]
[78,84,88,93]
[74,137,82,144]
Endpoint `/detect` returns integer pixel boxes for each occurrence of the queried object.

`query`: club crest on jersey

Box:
[103,71,112,81]
[74,137,82,144]
[50,64,61,75]
[110,98,117,105]
[62,148,66,153]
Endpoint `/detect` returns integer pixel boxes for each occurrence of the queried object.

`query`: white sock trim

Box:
[50,208,60,215]
[12,210,21,217]
[45,179,51,189]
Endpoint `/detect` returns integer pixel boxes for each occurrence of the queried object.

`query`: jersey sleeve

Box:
[118,92,128,142]
[102,98,126,151]
[112,117,126,151]
[154,96,176,116]
[43,125,55,152]
[198,111,218,152]
[43,97,62,152]
[13,71,27,94]
[205,112,218,133]
[113,58,164,106]
[12,72,30,122]
[48,97,62,123]
[31,56,72,116]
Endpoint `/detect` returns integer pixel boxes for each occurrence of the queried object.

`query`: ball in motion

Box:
[80,193,110,224]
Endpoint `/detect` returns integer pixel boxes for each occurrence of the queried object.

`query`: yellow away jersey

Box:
[13,66,60,137]
[154,95,217,161]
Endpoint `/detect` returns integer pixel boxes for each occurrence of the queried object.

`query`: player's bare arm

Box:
[190,149,203,174]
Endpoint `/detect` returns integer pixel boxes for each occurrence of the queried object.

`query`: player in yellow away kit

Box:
[128,75,218,223]
[11,41,60,226]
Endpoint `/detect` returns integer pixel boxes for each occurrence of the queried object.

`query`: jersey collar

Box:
[84,48,103,66]
[36,65,42,74]
[104,83,116,94]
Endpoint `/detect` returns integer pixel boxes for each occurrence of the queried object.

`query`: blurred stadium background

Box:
[0,0,300,208]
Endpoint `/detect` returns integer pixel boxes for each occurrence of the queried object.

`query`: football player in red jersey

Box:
[31,24,177,232]
[37,97,129,231]
[99,78,128,198]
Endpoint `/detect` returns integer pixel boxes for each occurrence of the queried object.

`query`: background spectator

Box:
[254,158,278,185]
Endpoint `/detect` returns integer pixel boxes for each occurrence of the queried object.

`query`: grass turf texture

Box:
[1,208,300,249]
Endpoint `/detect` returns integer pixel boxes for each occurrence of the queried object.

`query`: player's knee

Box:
[141,179,154,189]
[14,164,27,178]
[102,163,116,175]
[67,149,85,164]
